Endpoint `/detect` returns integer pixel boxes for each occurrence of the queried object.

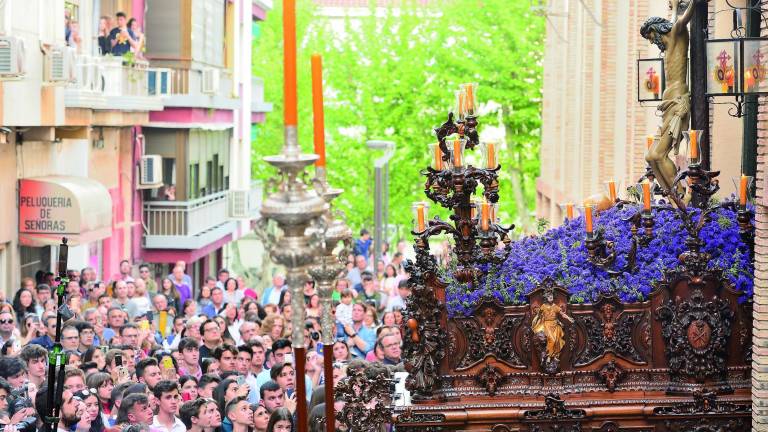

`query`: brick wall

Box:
[754,4,768,431]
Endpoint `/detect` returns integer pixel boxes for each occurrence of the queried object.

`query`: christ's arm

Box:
[676,0,709,31]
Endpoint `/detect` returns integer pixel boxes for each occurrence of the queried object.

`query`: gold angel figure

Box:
[532,290,575,361]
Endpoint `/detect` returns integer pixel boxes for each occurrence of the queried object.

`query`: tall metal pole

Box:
[690,0,710,169]
[366,140,395,267]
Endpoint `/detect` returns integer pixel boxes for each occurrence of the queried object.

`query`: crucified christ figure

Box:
[640,0,709,193]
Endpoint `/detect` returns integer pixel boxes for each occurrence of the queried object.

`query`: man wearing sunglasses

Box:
[0,311,16,348]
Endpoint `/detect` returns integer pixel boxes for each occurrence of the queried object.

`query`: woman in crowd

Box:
[160,278,181,314]
[215,378,248,415]
[381,311,397,327]
[253,404,270,432]
[305,294,321,319]
[332,340,352,362]
[180,375,199,401]
[86,371,114,416]
[266,407,294,432]
[278,290,292,311]
[181,299,198,320]
[261,314,285,342]
[97,16,111,55]
[19,313,41,346]
[82,347,108,371]
[74,388,106,432]
[363,304,379,329]
[12,289,36,324]
[197,283,213,309]
[223,278,245,307]
[201,357,221,376]
[126,18,145,58]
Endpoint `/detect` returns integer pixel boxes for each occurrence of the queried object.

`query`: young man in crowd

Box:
[247,340,267,403]
[19,344,47,387]
[213,343,238,373]
[225,397,254,432]
[198,374,220,399]
[0,357,27,388]
[136,357,163,390]
[178,337,202,378]
[180,398,222,432]
[36,388,85,432]
[116,393,153,428]
[61,324,80,352]
[151,380,186,432]
[30,313,56,349]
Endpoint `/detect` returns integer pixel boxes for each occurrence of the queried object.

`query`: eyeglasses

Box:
[0,320,13,324]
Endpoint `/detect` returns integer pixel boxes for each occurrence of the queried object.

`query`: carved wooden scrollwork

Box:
[523,394,586,420]
[477,363,505,396]
[402,245,446,398]
[574,296,646,366]
[595,360,626,392]
[655,289,733,384]
[456,300,525,369]
[334,366,392,432]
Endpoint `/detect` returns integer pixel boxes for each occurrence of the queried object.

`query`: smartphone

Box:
[162,356,174,370]
[316,343,324,355]
[115,353,123,367]
[99,345,108,354]
[284,353,294,365]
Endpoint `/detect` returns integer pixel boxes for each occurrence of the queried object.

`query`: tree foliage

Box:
[252,0,544,240]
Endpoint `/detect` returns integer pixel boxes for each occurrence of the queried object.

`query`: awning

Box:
[19,176,113,247]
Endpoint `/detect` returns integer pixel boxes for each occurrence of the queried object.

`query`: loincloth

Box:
[658,85,690,155]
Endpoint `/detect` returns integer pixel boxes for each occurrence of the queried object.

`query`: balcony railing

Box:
[143,190,237,249]
[65,55,164,111]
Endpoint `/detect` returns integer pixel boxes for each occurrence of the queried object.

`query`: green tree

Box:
[252,0,544,239]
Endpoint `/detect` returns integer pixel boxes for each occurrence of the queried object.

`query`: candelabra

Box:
[259,132,328,347]
[587,160,755,274]
[416,110,514,284]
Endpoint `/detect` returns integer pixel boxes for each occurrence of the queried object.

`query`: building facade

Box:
[537,0,745,225]
[0,0,271,296]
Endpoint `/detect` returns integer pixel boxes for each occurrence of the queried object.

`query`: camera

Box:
[310,331,320,341]
[0,385,37,432]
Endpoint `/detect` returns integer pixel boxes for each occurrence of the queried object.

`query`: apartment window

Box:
[212,153,220,192]
[20,246,51,281]
[190,163,200,199]
[192,0,225,67]
[206,160,214,195]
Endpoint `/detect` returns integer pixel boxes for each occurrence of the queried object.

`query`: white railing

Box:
[70,54,104,93]
[100,56,151,97]
[143,191,229,237]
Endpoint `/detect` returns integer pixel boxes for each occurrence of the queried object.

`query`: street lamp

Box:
[366,140,395,267]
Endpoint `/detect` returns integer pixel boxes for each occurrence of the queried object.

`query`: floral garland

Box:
[445,199,754,317]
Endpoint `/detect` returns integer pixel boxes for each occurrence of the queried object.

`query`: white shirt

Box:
[151,415,187,432]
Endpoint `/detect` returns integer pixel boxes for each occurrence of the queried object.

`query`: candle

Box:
[453,138,462,167]
[311,54,325,167]
[481,200,490,231]
[740,174,749,207]
[642,179,651,211]
[457,91,466,118]
[283,0,297,126]
[584,204,594,235]
[470,200,478,219]
[646,135,654,150]
[566,203,574,220]
[486,142,496,168]
[608,179,617,202]
[465,83,475,115]
[417,203,425,231]
[689,130,698,161]
[433,143,443,171]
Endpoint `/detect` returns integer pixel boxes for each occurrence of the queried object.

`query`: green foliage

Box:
[252,0,544,239]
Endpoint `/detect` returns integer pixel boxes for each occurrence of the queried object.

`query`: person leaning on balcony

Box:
[98,16,112,55]
[109,12,139,56]
[127,18,146,59]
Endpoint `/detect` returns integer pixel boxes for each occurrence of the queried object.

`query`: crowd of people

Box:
[0,230,412,432]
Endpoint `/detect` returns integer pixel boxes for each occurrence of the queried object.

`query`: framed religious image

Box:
[742,38,768,94]
[706,39,740,96]
[637,58,665,102]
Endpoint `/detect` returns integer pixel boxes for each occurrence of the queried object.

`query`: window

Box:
[190,163,200,199]
[192,0,225,66]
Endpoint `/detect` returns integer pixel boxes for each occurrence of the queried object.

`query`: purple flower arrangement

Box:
[445,200,754,317]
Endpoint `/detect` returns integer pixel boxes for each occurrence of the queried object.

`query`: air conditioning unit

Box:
[44,45,74,83]
[228,189,254,218]
[201,68,220,94]
[138,155,163,189]
[0,36,25,78]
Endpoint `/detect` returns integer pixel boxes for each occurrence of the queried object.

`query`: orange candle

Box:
[457,91,466,117]
[646,135,654,150]
[642,179,651,211]
[465,83,475,114]
[566,203,574,220]
[689,130,698,161]
[283,0,297,126]
[453,139,462,167]
[608,180,617,202]
[311,54,325,167]
[584,204,594,235]
[481,200,490,231]
[486,142,496,168]
[740,174,749,207]
[433,143,443,170]
[417,204,425,231]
